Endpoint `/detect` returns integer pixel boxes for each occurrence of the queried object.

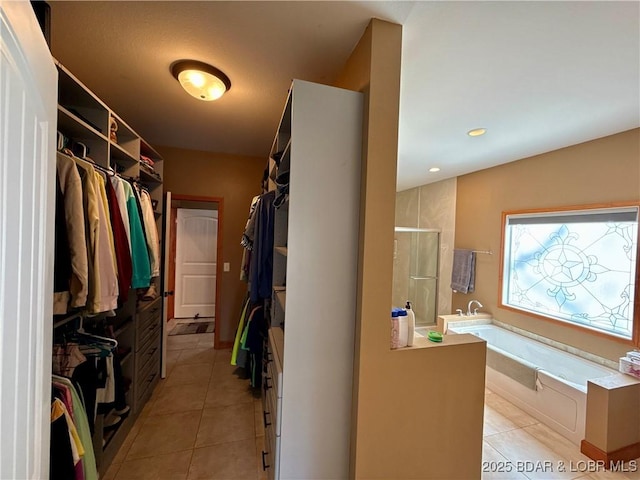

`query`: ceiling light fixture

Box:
[171,60,231,101]
[467,128,487,137]
[429,167,440,172]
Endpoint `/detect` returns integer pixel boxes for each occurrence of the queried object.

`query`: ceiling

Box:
[48,1,640,192]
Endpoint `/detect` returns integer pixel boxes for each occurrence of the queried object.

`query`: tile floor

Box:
[102,332,267,480]
[103,333,640,479]
[482,389,640,480]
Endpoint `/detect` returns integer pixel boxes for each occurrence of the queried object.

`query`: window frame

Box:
[498,202,640,346]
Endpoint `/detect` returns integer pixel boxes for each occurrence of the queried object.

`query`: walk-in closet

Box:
[5,2,639,479]
[51,59,165,477]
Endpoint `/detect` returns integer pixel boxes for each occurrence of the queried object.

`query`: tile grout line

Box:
[187,344,217,466]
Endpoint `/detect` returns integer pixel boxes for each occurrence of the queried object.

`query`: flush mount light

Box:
[171,60,231,101]
[467,128,487,137]
[429,167,441,172]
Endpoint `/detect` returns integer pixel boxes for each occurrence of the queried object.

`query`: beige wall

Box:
[453,128,640,362]
[395,179,457,317]
[336,19,485,479]
[158,145,266,345]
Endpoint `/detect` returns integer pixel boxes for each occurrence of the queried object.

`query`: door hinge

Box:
[163,290,174,297]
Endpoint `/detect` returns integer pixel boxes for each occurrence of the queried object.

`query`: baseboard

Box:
[581,439,640,465]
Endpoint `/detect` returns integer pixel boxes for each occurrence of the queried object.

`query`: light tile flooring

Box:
[102,333,267,480]
[483,390,640,480]
[103,333,640,479]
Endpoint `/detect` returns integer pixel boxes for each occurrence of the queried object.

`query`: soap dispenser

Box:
[397,308,408,347]
[405,301,415,347]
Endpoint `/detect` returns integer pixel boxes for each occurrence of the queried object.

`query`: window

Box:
[500,204,639,340]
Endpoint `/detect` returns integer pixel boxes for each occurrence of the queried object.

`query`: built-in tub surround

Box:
[448,321,617,445]
[437,312,492,334]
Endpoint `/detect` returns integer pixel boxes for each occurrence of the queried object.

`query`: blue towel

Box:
[451,249,476,293]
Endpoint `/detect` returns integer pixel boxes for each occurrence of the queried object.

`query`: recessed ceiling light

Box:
[429,167,440,172]
[468,128,486,137]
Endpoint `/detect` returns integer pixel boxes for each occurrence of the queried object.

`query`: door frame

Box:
[1,2,57,477]
[168,194,224,350]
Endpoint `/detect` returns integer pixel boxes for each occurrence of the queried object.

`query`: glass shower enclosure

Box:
[392,227,440,326]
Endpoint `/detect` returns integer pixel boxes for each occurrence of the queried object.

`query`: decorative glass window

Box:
[501,205,639,339]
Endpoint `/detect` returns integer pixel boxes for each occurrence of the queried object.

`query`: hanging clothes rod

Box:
[59,149,138,183]
[473,250,493,255]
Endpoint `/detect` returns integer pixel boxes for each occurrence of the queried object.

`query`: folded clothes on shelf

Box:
[140,154,155,167]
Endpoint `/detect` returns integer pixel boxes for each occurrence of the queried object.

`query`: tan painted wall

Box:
[453,128,640,362]
[336,19,485,479]
[158,145,266,345]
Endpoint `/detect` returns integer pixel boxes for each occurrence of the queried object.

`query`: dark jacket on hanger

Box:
[54,171,73,314]
[249,191,275,302]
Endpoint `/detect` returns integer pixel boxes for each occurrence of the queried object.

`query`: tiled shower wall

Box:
[394,178,457,320]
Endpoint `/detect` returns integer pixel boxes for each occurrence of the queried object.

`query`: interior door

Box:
[0,2,57,478]
[174,208,218,318]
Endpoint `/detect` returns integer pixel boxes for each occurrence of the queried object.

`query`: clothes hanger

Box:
[77,315,118,349]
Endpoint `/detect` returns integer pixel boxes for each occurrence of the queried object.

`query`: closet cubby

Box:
[57,65,110,137]
[53,58,164,477]
[262,80,363,479]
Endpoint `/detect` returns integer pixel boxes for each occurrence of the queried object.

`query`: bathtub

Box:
[448,323,616,445]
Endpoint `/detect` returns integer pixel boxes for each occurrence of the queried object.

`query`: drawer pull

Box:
[261,450,270,470]
[263,377,272,392]
[263,410,271,428]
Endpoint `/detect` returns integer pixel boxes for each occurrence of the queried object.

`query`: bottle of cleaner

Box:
[398,308,408,347]
[405,301,415,347]
[390,309,400,349]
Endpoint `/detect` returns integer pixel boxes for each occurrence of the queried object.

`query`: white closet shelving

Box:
[262,80,363,480]
[54,59,164,476]
[55,60,164,214]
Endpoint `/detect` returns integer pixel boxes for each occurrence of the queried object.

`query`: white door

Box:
[0,2,57,478]
[174,208,218,318]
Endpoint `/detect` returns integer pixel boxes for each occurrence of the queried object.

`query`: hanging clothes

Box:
[105,177,132,303]
[56,153,89,311]
[73,158,102,314]
[70,360,99,435]
[52,375,98,480]
[240,195,260,282]
[96,173,118,285]
[130,180,149,251]
[137,186,160,278]
[120,179,151,289]
[92,172,119,313]
[249,191,275,302]
[238,303,267,388]
[231,296,251,366]
[52,343,87,378]
[50,398,77,480]
[110,176,132,253]
[54,171,74,315]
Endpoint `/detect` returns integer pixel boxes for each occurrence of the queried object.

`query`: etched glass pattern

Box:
[504,213,638,338]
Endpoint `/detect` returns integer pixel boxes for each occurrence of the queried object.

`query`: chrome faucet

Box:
[467,300,483,316]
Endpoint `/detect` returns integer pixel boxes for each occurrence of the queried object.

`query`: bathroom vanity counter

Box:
[374,325,487,478]
[409,330,485,349]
